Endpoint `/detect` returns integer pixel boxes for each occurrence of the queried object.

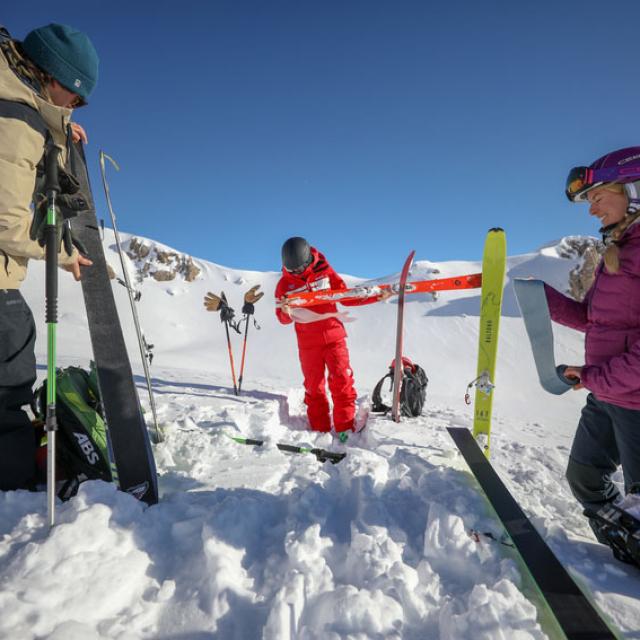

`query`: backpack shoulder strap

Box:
[0,98,49,138]
[0,28,51,140]
[371,370,393,413]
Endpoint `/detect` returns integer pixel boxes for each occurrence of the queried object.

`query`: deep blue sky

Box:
[6,2,640,276]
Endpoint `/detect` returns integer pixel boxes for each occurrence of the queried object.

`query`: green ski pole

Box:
[44,141,61,528]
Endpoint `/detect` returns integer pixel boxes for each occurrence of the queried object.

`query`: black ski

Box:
[227,434,346,464]
[69,142,158,505]
[447,427,616,640]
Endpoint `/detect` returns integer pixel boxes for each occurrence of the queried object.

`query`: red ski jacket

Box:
[275,247,377,348]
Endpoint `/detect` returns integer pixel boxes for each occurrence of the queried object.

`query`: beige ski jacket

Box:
[0,46,78,290]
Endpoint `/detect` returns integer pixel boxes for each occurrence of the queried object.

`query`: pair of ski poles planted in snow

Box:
[204,286,264,395]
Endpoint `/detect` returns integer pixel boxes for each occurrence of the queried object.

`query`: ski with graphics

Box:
[69,142,159,505]
[283,272,482,308]
[468,228,506,456]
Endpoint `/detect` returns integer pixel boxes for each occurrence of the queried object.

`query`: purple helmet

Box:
[565,146,640,203]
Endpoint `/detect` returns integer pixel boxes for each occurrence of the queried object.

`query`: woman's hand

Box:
[563,365,584,390]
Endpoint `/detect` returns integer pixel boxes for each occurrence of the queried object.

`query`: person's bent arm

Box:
[544,283,589,332]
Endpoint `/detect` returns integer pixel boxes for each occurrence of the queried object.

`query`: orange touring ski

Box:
[391,251,416,422]
[283,272,482,308]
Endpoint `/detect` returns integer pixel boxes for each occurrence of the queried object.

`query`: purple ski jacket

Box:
[544,219,640,410]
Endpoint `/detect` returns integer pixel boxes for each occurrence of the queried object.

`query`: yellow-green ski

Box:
[472,228,506,456]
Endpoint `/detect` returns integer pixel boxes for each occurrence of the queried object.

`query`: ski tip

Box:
[488,227,504,233]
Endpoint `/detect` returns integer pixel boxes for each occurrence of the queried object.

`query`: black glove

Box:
[30,161,90,254]
[30,200,89,256]
[33,161,90,217]
[220,303,236,324]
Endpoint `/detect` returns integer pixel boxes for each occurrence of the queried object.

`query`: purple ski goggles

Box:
[566,165,640,202]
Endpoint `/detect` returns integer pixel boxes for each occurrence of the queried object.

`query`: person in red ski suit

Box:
[275,237,382,434]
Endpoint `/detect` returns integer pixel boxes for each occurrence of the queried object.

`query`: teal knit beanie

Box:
[22,24,99,102]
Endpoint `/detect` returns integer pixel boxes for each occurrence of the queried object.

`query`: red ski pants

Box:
[298,338,357,432]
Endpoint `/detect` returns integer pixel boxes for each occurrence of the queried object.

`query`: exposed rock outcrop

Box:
[557,236,604,301]
[124,237,202,283]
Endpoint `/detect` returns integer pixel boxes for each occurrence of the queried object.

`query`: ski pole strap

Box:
[512,279,577,395]
[241,313,260,331]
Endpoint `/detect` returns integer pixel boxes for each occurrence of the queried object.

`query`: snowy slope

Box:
[0,232,638,639]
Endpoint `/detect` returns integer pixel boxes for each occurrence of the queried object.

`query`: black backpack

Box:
[372,357,428,417]
[34,365,115,500]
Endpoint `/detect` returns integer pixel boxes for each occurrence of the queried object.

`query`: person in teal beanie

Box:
[0,22,98,491]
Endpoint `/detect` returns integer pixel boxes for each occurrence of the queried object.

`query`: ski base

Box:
[448,427,617,640]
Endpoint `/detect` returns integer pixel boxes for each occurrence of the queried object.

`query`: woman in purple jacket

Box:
[548,146,640,547]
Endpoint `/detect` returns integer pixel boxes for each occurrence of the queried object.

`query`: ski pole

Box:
[99,151,163,443]
[203,291,243,395]
[224,320,238,395]
[237,285,263,395]
[219,292,239,395]
[237,318,250,395]
[44,140,60,529]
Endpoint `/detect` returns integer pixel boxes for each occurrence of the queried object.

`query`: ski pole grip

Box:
[44,144,60,195]
[45,221,58,323]
[556,364,580,387]
[44,142,61,324]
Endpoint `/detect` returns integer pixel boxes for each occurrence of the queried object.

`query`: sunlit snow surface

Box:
[1,232,638,639]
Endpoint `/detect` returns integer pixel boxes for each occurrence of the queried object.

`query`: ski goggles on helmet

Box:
[284,256,312,274]
[285,265,306,274]
[565,165,640,202]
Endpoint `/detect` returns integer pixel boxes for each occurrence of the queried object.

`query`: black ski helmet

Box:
[281,237,311,272]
